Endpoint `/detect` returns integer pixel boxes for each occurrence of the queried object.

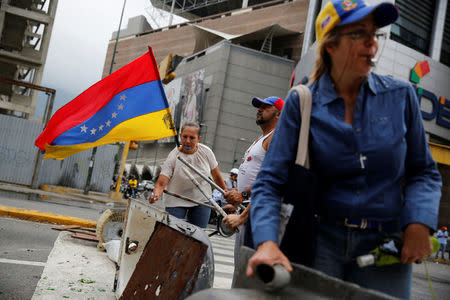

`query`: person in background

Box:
[213,168,239,208]
[226,168,239,190]
[149,122,227,229]
[435,226,448,260]
[246,1,442,299]
[128,176,138,199]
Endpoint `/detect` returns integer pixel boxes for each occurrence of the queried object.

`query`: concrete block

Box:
[32,232,115,299]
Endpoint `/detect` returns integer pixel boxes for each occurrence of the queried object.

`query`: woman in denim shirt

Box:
[246,1,442,299]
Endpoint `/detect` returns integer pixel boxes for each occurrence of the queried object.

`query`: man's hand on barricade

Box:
[223,214,244,231]
[222,204,237,214]
[224,188,243,205]
[246,241,293,277]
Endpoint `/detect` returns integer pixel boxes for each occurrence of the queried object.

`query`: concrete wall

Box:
[0,114,43,185]
[0,114,118,193]
[37,145,119,193]
[111,15,152,40]
[137,41,294,172]
[213,44,294,170]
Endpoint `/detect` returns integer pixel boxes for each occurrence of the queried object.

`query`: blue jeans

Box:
[165,205,211,229]
[435,244,446,259]
[314,222,412,300]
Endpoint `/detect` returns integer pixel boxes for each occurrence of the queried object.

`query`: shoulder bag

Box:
[278,84,318,267]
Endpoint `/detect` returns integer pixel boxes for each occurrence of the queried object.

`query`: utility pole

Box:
[84,0,127,195]
[231,137,247,168]
[168,0,176,26]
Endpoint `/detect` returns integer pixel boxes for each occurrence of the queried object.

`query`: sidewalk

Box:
[32,231,116,299]
[0,182,126,227]
[0,182,122,204]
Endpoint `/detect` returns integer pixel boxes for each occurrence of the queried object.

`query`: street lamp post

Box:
[85,0,127,196]
[231,137,247,168]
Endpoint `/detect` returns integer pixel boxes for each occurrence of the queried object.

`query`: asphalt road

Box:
[0,218,58,299]
[0,195,449,299]
[0,195,107,300]
[411,260,450,300]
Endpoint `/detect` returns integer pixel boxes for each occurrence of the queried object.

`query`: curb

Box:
[0,182,127,206]
[40,184,107,197]
[0,205,97,228]
[40,184,121,204]
[434,258,450,265]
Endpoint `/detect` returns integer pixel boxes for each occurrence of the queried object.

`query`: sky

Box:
[38,0,184,117]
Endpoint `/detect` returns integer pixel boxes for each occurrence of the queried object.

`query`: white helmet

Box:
[230,168,239,175]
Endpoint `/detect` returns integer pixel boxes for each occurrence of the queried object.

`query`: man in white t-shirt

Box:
[222,96,284,284]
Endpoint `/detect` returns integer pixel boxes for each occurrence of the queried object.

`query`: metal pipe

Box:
[152,189,215,209]
[109,0,127,75]
[177,156,246,210]
[31,91,55,189]
[178,156,226,194]
[88,0,127,195]
[168,0,176,26]
[114,141,130,194]
[255,264,291,291]
[181,167,227,217]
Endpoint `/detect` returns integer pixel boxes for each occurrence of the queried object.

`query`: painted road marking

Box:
[208,232,235,289]
[0,257,46,267]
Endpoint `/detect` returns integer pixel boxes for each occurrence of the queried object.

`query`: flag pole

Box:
[147,46,179,147]
[112,140,130,197]
[85,0,127,196]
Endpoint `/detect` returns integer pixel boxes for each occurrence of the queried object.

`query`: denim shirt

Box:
[251,72,442,247]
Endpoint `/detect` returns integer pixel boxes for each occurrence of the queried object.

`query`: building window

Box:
[441,2,450,67]
[283,48,293,59]
[390,0,436,55]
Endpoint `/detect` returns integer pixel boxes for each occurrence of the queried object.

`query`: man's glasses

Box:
[340,30,387,42]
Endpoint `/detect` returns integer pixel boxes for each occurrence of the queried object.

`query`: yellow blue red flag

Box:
[35,47,177,159]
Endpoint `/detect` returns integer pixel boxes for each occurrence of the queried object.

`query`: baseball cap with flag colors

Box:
[315,0,398,42]
[252,96,284,111]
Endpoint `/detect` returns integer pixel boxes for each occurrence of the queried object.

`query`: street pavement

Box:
[0,194,108,221]
[0,191,235,299]
[411,260,450,300]
[204,228,235,289]
[0,189,449,299]
[0,218,59,299]
[0,191,112,299]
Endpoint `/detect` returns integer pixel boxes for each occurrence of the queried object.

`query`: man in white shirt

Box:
[222,96,284,285]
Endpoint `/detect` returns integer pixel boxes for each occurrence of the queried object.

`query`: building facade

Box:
[102,0,310,172]
[0,0,58,119]
[102,0,309,77]
[138,41,294,171]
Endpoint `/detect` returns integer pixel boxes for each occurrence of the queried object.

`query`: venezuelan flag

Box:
[35,47,177,159]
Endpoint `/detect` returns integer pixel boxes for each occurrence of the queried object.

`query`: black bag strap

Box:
[288,85,312,170]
